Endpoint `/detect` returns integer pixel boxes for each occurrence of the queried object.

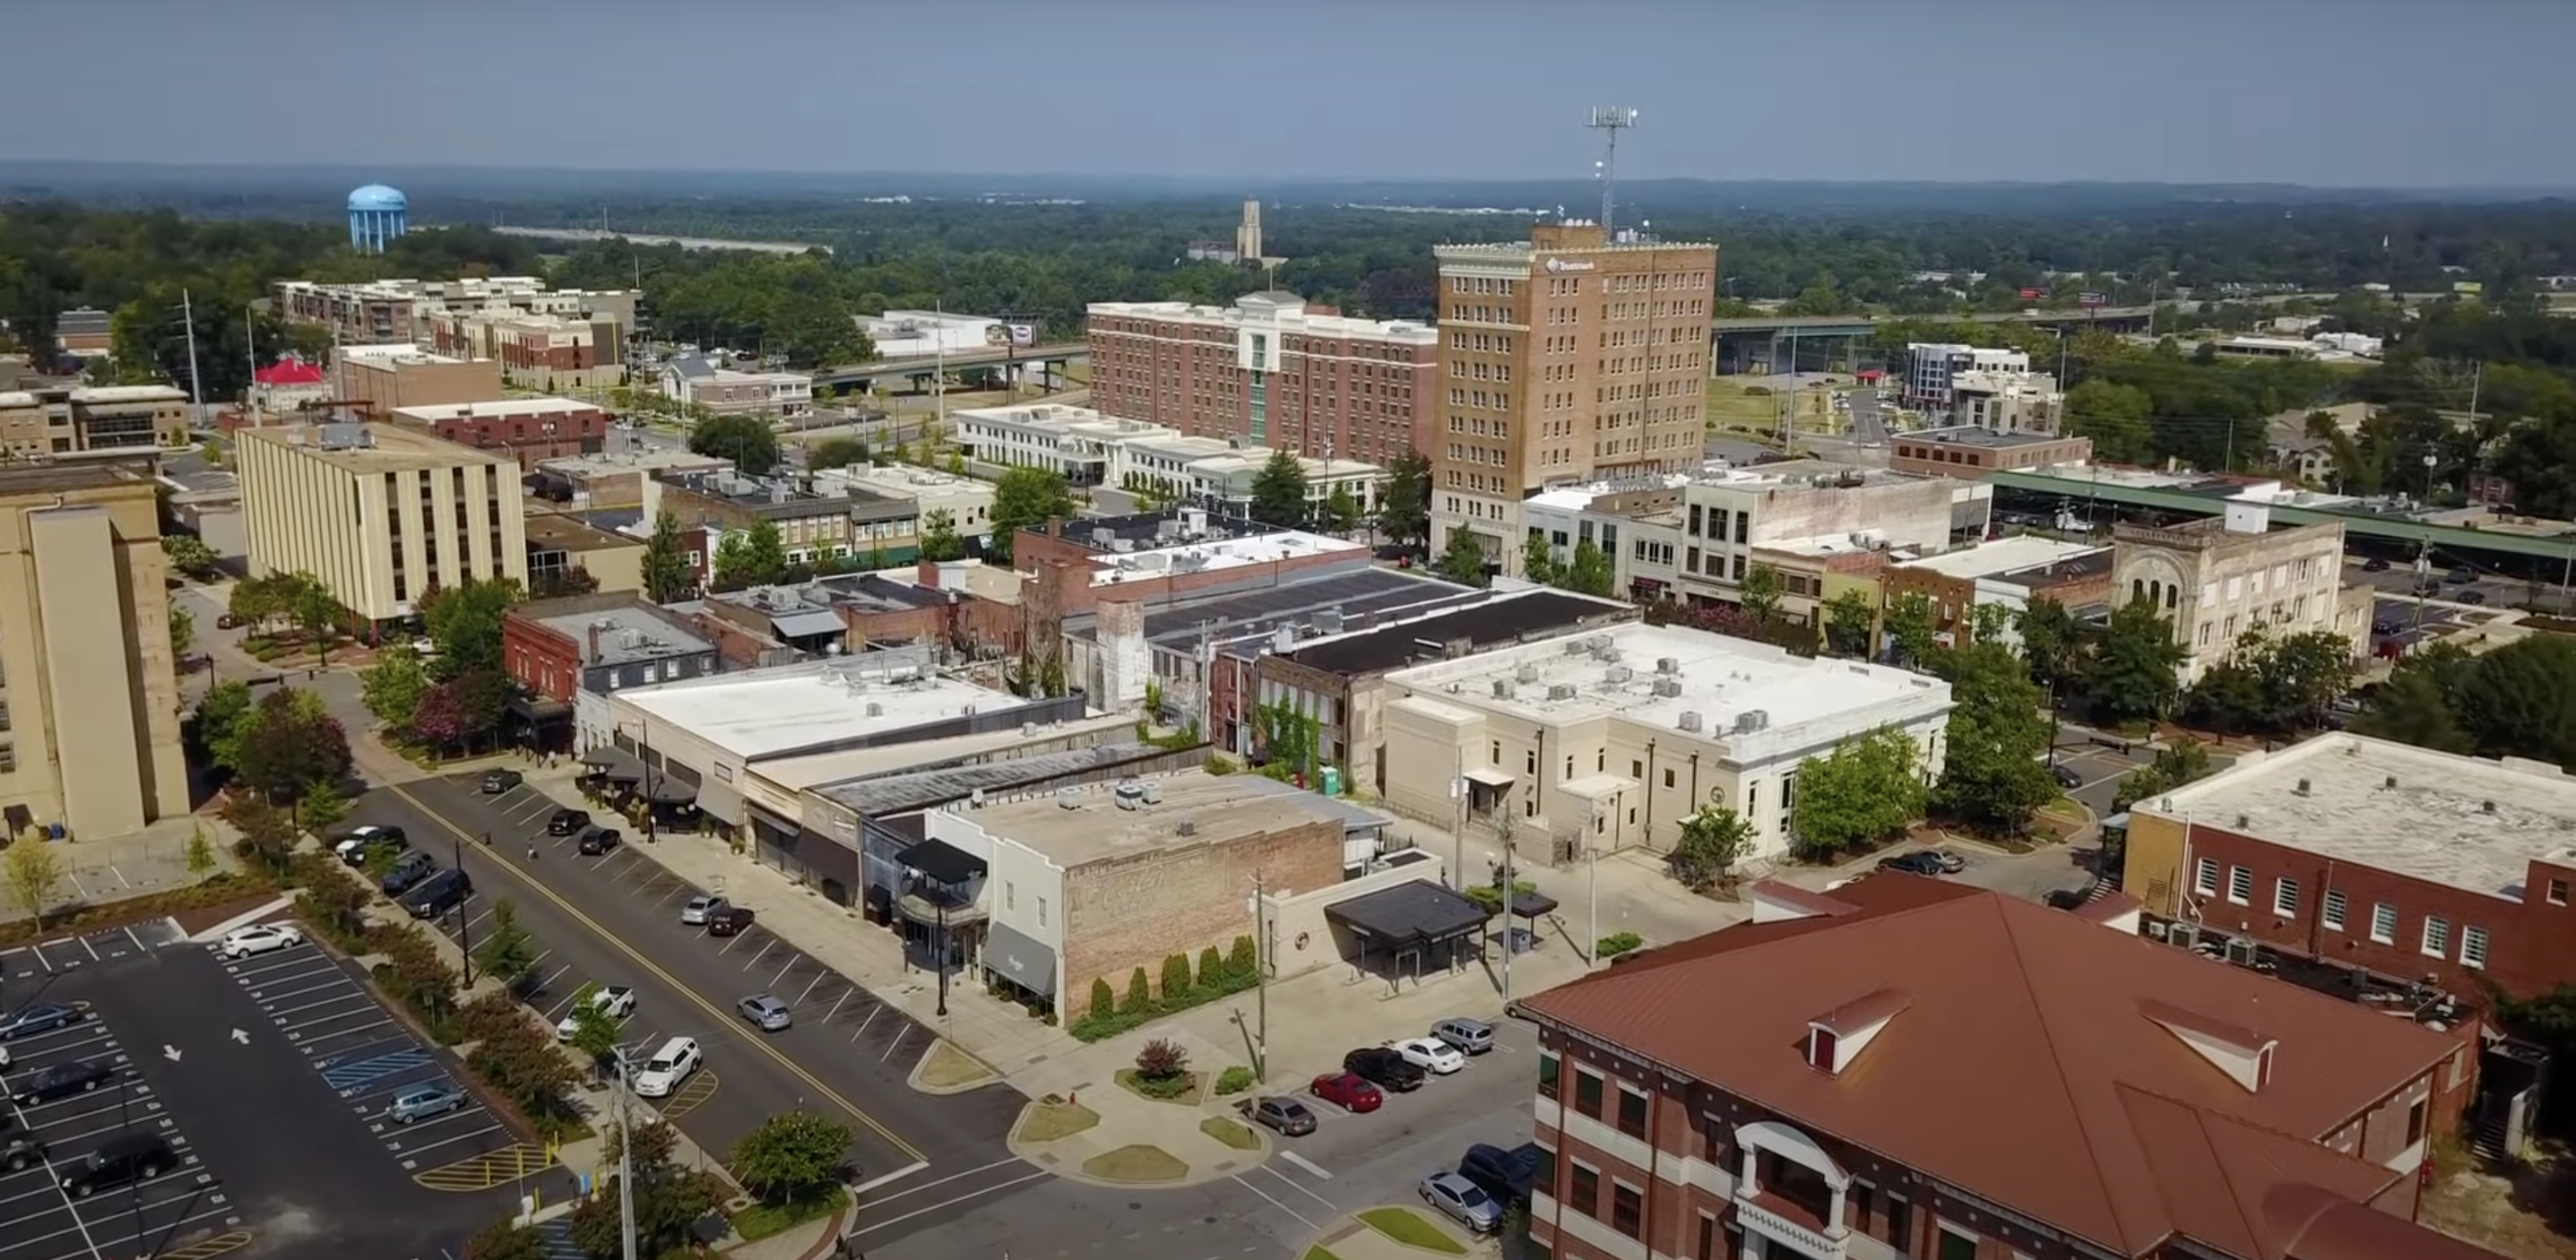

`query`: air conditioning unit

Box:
[1546,684,1578,701]
[2168,922,2200,951]
[1604,666,1634,685]
[1652,678,1683,698]
[1563,638,1589,656]
[2224,937,2259,966]
[1493,679,1517,700]
[2145,922,2169,941]
[1655,657,1681,676]
[1514,663,1541,685]
[1678,712,1704,733]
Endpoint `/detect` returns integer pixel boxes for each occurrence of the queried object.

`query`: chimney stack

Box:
[587,622,603,663]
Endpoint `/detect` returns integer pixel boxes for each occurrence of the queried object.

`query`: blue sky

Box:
[15,0,2572,186]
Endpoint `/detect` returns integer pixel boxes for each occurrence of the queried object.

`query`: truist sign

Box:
[1543,257,1596,273]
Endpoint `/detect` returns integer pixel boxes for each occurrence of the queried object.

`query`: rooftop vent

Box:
[1141,780,1163,806]
[1679,711,1704,733]
[2384,775,2399,790]
[1545,684,1578,702]
[1563,638,1589,656]
[2482,800,2498,815]
[1176,816,1197,837]
[865,703,883,718]
[1655,657,1681,676]
[2235,813,2252,830]
[1604,666,1634,685]
[1652,677,1682,698]
[1493,679,1517,700]
[2294,778,2312,797]
[1514,662,1541,685]
[1733,709,1771,735]
[1057,788,1082,810]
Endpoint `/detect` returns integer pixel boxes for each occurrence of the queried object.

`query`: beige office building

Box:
[238,421,528,621]
[0,462,190,839]
[1430,220,1716,575]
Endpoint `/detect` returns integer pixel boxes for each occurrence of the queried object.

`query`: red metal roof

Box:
[254,355,324,386]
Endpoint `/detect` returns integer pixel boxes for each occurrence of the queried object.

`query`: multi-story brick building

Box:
[502,595,722,704]
[2111,489,2368,685]
[333,345,506,416]
[274,277,638,348]
[2125,732,2576,1005]
[1516,875,2494,1260]
[1887,427,2091,482]
[391,397,611,470]
[0,385,190,460]
[1880,536,2114,651]
[1085,292,1437,466]
[659,355,812,419]
[655,468,917,574]
[1431,221,1717,574]
[426,309,627,392]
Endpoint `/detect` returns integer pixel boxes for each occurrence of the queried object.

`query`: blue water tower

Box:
[347,184,408,255]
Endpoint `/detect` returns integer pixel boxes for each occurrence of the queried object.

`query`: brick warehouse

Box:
[1513,876,2489,1260]
[2125,732,2576,1005]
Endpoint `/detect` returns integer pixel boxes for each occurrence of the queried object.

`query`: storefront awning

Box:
[985,922,1058,997]
[696,778,744,825]
[1325,879,1490,946]
[1463,767,1517,790]
[896,837,988,886]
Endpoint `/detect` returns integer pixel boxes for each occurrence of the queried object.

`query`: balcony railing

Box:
[1736,1191,1846,1260]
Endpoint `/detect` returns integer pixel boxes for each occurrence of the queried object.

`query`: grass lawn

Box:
[1082,1143,1188,1184]
[916,1040,995,1089]
[1199,1118,1260,1151]
[1115,1067,1205,1106]
[1361,1207,1467,1254]
[730,1187,848,1242]
[1016,1100,1100,1143]
[1301,1249,1344,1260]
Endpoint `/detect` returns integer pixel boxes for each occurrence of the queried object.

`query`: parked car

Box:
[402,868,472,919]
[708,906,756,936]
[1,1137,44,1173]
[60,1132,177,1198]
[1309,1072,1383,1113]
[1876,850,1948,877]
[680,894,726,927]
[480,769,523,794]
[2372,618,2401,636]
[546,808,591,837]
[387,1082,468,1125]
[575,827,622,856]
[2051,763,2083,789]
[2447,566,2476,584]
[13,1058,110,1105]
[2362,557,2390,573]
[1431,1017,1493,1056]
[215,613,240,629]
[1343,1047,1426,1092]
[555,986,637,1040]
[333,824,406,866]
[631,1036,702,1098]
[1241,1096,1317,1136]
[1418,1170,1504,1234]
[737,994,792,1032]
[381,850,437,897]
[1387,1036,1466,1075]
[1926,849,1967,874]
[217,923,304,960]
[0,1003,83,1040]
[2461,589,2489,605]
[1457,1142,1543,1205]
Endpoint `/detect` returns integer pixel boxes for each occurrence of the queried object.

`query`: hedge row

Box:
[1071,935,1258,1042]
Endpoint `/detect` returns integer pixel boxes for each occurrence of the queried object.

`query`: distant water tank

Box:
[347,184,409,255]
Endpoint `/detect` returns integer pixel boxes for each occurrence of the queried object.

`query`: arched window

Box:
[2165,584,2180,610]
[2131,579,2146,603]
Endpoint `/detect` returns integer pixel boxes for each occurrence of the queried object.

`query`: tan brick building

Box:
[334,345,506,416]
[236,420,528,621]
[1888,427,2092,481]
[1430,221,1716,574]
[0,385,190,461]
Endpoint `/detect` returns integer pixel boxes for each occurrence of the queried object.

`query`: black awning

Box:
[583,748,647,781]
[509,694,573,721]
[641,775,696,804]
[896,837,988,885]
[578,747,627,767]
[1,805,30,837]
[1326,880,1491,945]
[1508,890,1560,919]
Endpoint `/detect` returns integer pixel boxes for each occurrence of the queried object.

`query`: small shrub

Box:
[1205,755,1238,776]
[1129,1070,1195,1100]
[1135,1037,1188,1081]
[1087,977,1116,1023]
[1196,946,1224,991]
[1122,966,1151,1015]
[1214,1066,1255,1096]
[1228,935,1257,980]
[460,989,527,1044]
[1597,930,1644,960]
[1159,953,1192,1002]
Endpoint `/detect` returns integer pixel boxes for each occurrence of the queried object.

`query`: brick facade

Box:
[1086,298,1438,466]
[1059,816,1340,1013]
[1888,431,2093,480]
[400,402,611,471]
[501,613,583,702]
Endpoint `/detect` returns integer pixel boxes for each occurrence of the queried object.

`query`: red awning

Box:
[254,355,325,386]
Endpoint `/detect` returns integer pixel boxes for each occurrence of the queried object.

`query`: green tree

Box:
[2455,634,2576,769]
[1739,563,1785,622]
[730,1110,852,1204]
[1882,591,1938,668]
[2088,599,2187,724]
[987,467,1076,565]
[359,642,432,729]
[1375,449,1432,548]
[1248,449,1310,529]
[2,839,65,930]
[194,678,255,771]
[808,436,869,470]
[161,534,219,581]
[639,510,695,602]
[1561,538,1616,598]
[1321,483,1361,534]
[563,983,626,1062]
[459,1221,545,1260]
[1822,589,1876,658]
[1668,806,1754,892]
[1932,643,2060,834]
[1791,727,1926,856]
[230,687,353,803]
[2347,666,2471,754]
[1520,533,1560,586]
[184,824,220,882]
[227,574,291,631]
[570,1116,725,1260]
[287,573,349,665]
[297,776,350,832]
[687,412,782,476]
[419,574,522,678]
[2015,596,2087,695]
[1436,527,1491,588]
[711,519,791,591]
[474,900,537,983]
[2113,737,2218,813]
[918,507,966,561]
[168,603,194,659]
[2062,380,2156,463]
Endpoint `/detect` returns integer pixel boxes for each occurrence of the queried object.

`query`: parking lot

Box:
[209,940,543,1193]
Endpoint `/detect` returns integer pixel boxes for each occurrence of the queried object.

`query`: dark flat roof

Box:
[1993,548,2116,589]
[816,742,1175,817]
[1091,567,1492,654]
[1908,426,2073,450]
[1285,589,1634,677]
[896,837,988,885]
[1326,880,1489,945]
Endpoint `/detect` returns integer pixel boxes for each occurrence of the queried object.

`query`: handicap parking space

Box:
[0,1006,236,1260]
[209,940,525,1184]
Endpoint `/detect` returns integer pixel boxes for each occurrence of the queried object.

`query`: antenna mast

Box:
[1586,107,1639,235]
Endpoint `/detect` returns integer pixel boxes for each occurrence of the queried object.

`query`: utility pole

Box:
[1586,842,1599,968]
[616,1043,638,1260]
[1448,747,1466,893]
[1498,839,1516,1007]
[179,289,205,416]
[454,833,477,985]
[1248,869,1269,1081]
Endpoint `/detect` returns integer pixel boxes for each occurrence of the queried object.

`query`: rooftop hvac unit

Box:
[1733,709,1770,734]
[1678,711,1704,733]
[1596,645,1623,664]
[865,703,884,717]
[1603,666,1634,685]
[1514,662,1541,684]
[2145,922,2169,941]
[1317,609,1344,634]
[1564,638,1590,655]
[2167,922,2200,951]
[2223,937,2259,966]
[1652,678,1683,698]
[1141,780,1163,805]
[1057,788,1082,810]
[1114,781,1145,810]
[1655,657,1681,676]
[1546,684,1578,701]
[1176,816,1197,836]
[1493,679,1517,700]
[969,788,987,808]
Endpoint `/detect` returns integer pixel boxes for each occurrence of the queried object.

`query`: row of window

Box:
[2195,858,2492,966]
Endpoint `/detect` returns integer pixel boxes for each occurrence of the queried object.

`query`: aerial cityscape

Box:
[3,6,2576,1260]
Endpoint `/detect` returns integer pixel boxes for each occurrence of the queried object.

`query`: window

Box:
[1575,1069,1604,1118]
[1612,1183,1643,1238]
[1533,1143,1555,1192]
[2422,916,2450,957]
[1937,1223,1979,1260]
[2461,925,2490,969]
[1491,740,1500,764]
[1616,1087,1647,1137]
[1850,1182,1874,1233]
[1036,897,1048,928]
[1664,768,1676,789]
[2371,902,2398,945]
[2322,888,2347,931]
[1537,1053,1560,1100]
[2193,858,2219,897]
[2227,865,2253,905]
[1526,749,1536,775]
[1569,1162,1601,1217]
[1005,882,1015,910]
[1806,1028,1837,1070]
[2406,1098,2428,1146]
[1887,1195,1914,1250]
[2274,877,2299,917]
[1698,1213,1719,1260]
[2551,878,2569,906]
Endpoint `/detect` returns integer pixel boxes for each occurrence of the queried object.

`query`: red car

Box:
[1310,1071,1383,1113]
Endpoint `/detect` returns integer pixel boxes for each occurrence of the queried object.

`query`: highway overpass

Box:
[812,342,1088,393]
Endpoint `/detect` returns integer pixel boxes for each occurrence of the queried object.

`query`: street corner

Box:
[905,1038,998,1095]
[1308,1204,1490,1260]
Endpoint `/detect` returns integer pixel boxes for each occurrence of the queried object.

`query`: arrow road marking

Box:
[231,1029,250,1045]
[164,1045,183,1062]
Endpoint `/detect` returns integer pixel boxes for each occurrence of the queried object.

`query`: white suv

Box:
[632,1036,701,1098]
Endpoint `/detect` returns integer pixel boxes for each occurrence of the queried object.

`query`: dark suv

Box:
[1458,1142,1543,1205]
[576,827,622,856]
[546,808,591,837]
[380,850,437,897]
[1876,850,1947,877]
[61,1132,177,1198]
[402,868,472,919]
[13,1059,110,1106]
[1343,1047,1426,1092]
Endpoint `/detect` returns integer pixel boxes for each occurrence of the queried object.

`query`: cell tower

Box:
[1586,107,1640,235]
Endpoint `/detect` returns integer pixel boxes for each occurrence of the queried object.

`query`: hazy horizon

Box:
[13,0,2574,187]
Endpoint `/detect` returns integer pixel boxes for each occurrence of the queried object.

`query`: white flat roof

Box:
[615,660,1035,760]
[393,397,594,421]
[2138,733,2576,900]
[1898,536,2104,580]
[1087,530,1363,587]
[1391,623,1951,762]
[340,344,466,365]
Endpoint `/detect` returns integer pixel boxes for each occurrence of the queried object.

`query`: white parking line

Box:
[717,929,748,956]
[290,1016,393,1044]
[1,1092,101,1260]
[845,1170,1050,1238]
[281,1005,391,1034]
[108,867,131,892]
[852,1158,1005,1206]
[229,954,335,982]
[118,927,143,954]
[743,940,774,971]
[851,1007,881,1043]
[1229,1173,1319,1232]
[795,972,826,1005]
[1258,1162,1337,1212]
[879,1024,909,1063]
[254,978,361,1005]
[388,1122,505,1157]
[260,991,375,1022]
[73,937,97,963]
[822,989,851,1024]
[24,945,51,973]
[769,957,798,988]
[1278,1151,1334,1181]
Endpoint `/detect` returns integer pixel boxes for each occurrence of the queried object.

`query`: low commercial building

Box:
[426,309,627,393]
[1903,341,2027,410]
[524,511,645,595]
[811,464,997,543]
[1114,433,1384,520]
[1381,622,1954,860]
[391,397,610,470]
[1947,367,2063,433]
[532,448,732,509]
[656,468,919,574]
[2112,488,2366,684]
[276,277,638,348]
[1881,535,2114,650]
[0,462,191,839]
[501,593,719,749]
[1888,426,2093,481]
[952,402,1171,486]
[0,385,191,459]
[247,355,333,419]
[856,310,1006,359]
[333,344,506,416]
[659,355,812,418]
[2125,732,2576,1005]
[52,308,112,358]
[1516,875,2492,1260]
[236,420,527,620]
[1012,513,1367,626]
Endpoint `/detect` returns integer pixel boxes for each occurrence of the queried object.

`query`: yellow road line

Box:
[386,781,925,1163]
[150,1232,254,1260]
[661,1070,720,1120]
[413,1143,557,1192]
